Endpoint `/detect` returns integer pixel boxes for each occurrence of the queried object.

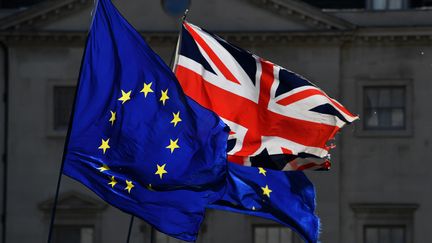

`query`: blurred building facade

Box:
[0,0,431,242]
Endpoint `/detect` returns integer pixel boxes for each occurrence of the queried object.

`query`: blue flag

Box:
[62,0,228,241]
[209,163,319,243]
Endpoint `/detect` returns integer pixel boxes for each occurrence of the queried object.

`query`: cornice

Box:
[249,0,356,30]
[0,0,355,32]
[0,0,92,30]
[1,27,432,45]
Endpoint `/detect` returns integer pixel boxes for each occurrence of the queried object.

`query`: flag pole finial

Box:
[182,9,189,22]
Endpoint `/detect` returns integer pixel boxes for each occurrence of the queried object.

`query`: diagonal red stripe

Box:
[183,22,241,85]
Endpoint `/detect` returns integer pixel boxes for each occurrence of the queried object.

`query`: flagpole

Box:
[46,62,83,243]
[169,9,188,71]
[125,215,134,243]
[46,44,86,243]
[46,3,97,242]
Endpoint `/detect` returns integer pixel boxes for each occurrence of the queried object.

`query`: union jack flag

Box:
[175,22,358,170]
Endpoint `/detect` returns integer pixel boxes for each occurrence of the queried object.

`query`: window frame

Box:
[351,203,418,243]
[356,79,413,137]
[46,81,76,138]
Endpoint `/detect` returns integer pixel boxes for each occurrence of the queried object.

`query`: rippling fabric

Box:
[62,0,228,241]
[209,163,319,243]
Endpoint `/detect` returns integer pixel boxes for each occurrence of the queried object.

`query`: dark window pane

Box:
[373,0,387,9]
[52,226,94,243]
[255,227,266,243]
[364,226,405,243]
[81,228,94,243]
[391,109,404,127]
[378,228,392,243]
[377,109,392,128]
[53,86,76,131]
[391,227,405,243]
[389,0,403,9]
[365,227,379,243]
[378,89,392,107]
[363,86,406,130]
[267,227,279,243]
[280,228,292,242]
[391,88,405,107]
[365,88,379,108]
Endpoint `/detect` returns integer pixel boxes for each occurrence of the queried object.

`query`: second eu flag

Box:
[62,0,228,241]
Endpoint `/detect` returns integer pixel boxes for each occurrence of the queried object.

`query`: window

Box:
[369,0,406,10]
[364,225,406,243]
[47,83,76,137]
[52,225,94,243]
[53,86,75,131]
[351,204,418,243]
[39,192,106,243]
[363,86,406,130]
[356,80,412,137]
[253,225,302,243]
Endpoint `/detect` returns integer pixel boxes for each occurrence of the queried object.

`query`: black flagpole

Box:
[46,3,97,243]
[46,43,88,243]
[46,57,83,243]
[125,215,134,243]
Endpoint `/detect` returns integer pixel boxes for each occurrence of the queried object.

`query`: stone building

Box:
[0,0,431,242]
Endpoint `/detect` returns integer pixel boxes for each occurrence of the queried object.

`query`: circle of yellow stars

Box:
[96,82,184,195]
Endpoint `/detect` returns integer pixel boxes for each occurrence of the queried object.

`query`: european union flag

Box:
[209,163,319,243]
[62,0,228,241]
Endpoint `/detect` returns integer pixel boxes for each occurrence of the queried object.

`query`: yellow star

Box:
[258,167,267,176]
[166,138,180,153]
[261,185,272,198]
[98,164,110,172]
[160,89,169,105]
[109,111,116,125]
[140,82,154,97]
[155,164,167,179]
[124,180,134,193]
[98,139,110,154]
[108,176,117,188]
[118,90,131,104]
[170,111,182,127]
